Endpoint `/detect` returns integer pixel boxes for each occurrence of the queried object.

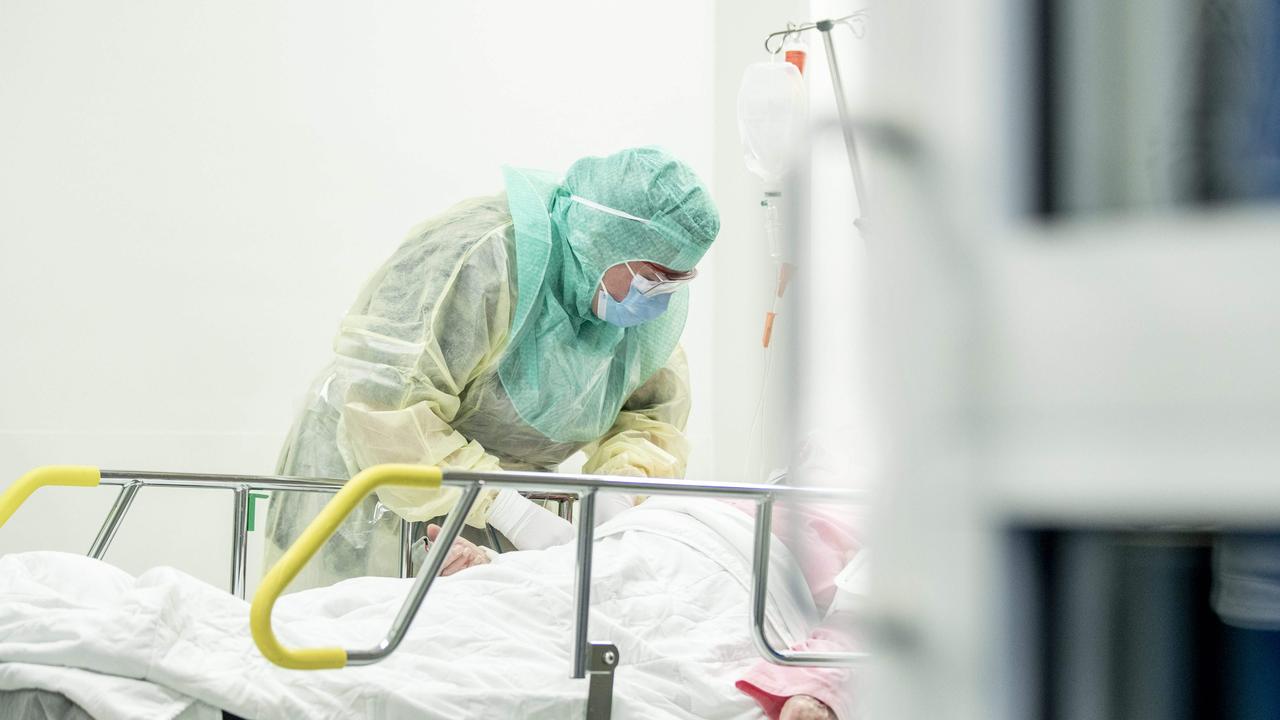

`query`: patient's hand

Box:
[425,524,491,576]
[781,695,835,720]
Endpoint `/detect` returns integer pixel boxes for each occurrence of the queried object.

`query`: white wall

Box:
[0,0,715,591]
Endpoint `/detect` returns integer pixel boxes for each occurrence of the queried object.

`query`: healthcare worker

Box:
[264,147,720,589]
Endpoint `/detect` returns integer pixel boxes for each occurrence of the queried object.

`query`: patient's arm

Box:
[735,617,857,720]
[733,501,864,719]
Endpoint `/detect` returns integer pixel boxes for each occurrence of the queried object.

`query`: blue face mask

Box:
[595,276,674,327]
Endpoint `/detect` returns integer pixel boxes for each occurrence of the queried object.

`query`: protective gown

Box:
[265,148,719,589]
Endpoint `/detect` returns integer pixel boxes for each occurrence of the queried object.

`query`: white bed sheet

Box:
[0,666,220,720]
[0,497,817,720]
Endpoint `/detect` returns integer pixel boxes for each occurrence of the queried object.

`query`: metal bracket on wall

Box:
[585,642,619,720]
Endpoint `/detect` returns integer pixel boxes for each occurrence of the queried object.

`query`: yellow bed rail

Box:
[248,463,443,670]
[0,466,100,529]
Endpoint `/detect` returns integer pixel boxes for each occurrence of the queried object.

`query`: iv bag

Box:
[737,60,809,187]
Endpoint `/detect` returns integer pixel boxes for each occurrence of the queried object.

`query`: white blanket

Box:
[0,498,817,720]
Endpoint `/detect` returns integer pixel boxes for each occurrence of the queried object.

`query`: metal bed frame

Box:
[1,464,866,720]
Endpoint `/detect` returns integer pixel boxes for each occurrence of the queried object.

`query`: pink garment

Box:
[725,500,861,719]
[723,499,861,612]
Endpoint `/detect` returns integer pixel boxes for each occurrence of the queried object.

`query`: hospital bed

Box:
[0,464,866,720]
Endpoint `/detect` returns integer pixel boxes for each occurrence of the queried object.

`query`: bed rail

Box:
[1,465,869,718]
[247,467,869,675]
[0,466,570,599]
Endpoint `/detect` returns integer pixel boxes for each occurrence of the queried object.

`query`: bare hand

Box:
[781,694,835,720]
[426,524,490,576]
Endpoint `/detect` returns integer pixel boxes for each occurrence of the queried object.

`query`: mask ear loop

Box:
[595,263,637,322]
[595,285,610,321]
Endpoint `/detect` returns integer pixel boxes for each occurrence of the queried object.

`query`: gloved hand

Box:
[597,467,646,524]
[781,695,835,720]
[426,524,491,576]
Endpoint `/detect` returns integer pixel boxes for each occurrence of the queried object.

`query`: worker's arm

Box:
[487,345,694,548]
[578,345,692,522]
[333,208,513,526]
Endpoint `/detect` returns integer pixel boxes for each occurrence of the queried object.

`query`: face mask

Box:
[595,266,675,327]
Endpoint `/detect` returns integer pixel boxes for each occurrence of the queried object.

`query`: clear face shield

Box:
[624,262,697,298]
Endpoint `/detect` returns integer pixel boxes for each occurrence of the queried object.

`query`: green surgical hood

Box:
[498,147,719,443]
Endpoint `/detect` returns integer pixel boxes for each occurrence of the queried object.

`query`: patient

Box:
[427,497,861,720]
[426,469,862,720]
[0,443,862,719]
[427,426,864,720]
[0,493,861,720]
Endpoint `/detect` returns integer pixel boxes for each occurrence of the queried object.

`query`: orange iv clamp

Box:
[761,263,795,348]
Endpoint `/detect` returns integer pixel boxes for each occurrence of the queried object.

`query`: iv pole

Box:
[765,13,869,226]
